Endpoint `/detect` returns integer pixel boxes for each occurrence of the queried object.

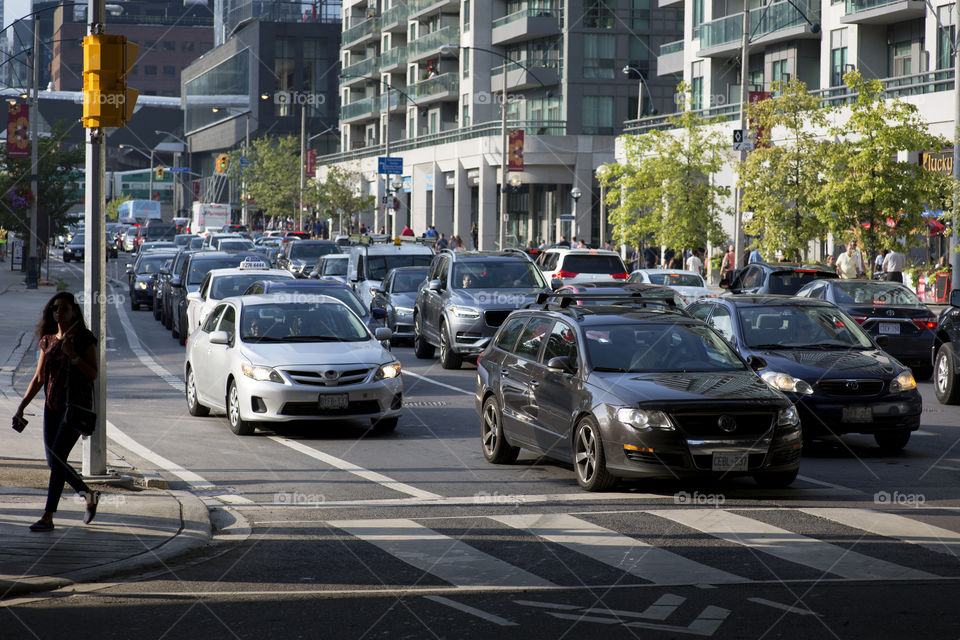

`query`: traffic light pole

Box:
[26,18,39,289]
[82,0,107,477]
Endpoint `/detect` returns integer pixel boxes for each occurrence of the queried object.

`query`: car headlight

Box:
[450,305,481,318]
[776,406,800,427]
[395,306,414,314]
[890,371,917,393]
[374,361,401,380]
[616,407,674,431]
[137,281,148,289]
[761,371,813,395]
[241,363,284,383]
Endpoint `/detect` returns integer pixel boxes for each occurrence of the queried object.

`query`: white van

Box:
[348,241,434,307]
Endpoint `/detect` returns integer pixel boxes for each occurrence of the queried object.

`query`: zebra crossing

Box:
[326,507,960,589]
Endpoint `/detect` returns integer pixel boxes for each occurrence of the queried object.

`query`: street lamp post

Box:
[621,65,658,119]
[571,186,582,241]
[119,144,155,202]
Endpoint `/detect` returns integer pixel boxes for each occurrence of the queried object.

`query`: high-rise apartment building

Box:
[320,0,682,247]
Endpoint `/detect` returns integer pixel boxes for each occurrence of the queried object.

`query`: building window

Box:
[163,65,176,76]
[463,53,470,78]
[463,0,470,32]
[145,65,157,75]
[628,35,650,63]
[275,37,296,116]
[771,59,788,84]
[830,28,848,86]
[184,49,250,134]
[691,61,703,110]
[937,5,955,70]
[693,0,705,28]
[582,95,614,134]
[163,41,176,51]
[429,111,439,133]
[584,0,615,28]
[630,0,650,30]
[889,41,912,77]
[583,34,615,79]
[408,109,416,137]
[182,41,195,52]
[462,98,470,127]
[303,39,332,117]
[409,22,417,41]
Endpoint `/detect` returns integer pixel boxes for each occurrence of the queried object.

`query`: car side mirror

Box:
[551,277,562,290]
[209,330,229,345]
[746,354,767,371]
[546,356,575,374]
[374,327,392,341]
[875,335,889,349]
[428,279,442,292]
[371,308,387,320]
[372,287,385,295]
[125,264,133,272]
[186,291,201,302]
[951,289,960,308]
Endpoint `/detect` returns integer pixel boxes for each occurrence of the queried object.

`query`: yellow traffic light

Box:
[155,166,164,181]
[82,34,138,128]
[215,153,228,173]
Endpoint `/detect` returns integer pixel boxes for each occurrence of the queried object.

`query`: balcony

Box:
[342,16,380,48]
[697,0,821,57]
[408,25,460,62]
[341,57,378,83]
[380,90,407,113]
[658,40,684,76]
[407,72,459,104]
[491,61,561,92]
[841,0,925,24]
[409,0,460,20]
[380,46,408,73]
[658,0,683,6]
[491,8,562,46]
[381,3,408,31]
[340,96,377,123]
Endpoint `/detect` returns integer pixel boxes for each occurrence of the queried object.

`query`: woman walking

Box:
[13,292,100,532]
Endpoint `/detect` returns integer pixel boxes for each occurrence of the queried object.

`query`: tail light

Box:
[554,270,579,279]
[850,315,867,324]
[610,272,629,280]
[912,317,937,331]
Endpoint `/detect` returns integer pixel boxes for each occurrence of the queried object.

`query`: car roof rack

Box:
[530,290,683,311]
[500,248,535,261]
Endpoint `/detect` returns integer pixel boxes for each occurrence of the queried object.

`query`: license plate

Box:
[712,452,749,472]
[878,323,900,335]
[318,393,348,410]
[842,406,873,423]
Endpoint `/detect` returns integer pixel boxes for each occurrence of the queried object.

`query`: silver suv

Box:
[413,250,551,368]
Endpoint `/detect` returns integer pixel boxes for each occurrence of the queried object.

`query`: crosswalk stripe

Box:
[491,513,744,586]
[330,518,555,588]
[800,507,960,557]
[648,509,935,580]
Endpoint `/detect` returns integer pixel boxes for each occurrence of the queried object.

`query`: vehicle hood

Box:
[453,288,547,308]
[240,340,390,366]
[670,285,714,300]
[389,292,417,308]
[595,370,787,407]
[745,347,901,380]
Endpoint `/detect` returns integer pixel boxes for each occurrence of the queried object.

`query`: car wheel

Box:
[178,312,187,346]
[753,467,798,488]
[413,313,435,359]
[371,416,399,433]
[573,416,616,492]
[874,429,911,454]
[185,366,209,417]
[227,379,255,435]
[481,396,519,464]
[439,322,462,369]
[934,343,960,405]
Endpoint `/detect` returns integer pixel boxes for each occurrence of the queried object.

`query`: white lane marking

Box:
[913,430,938,436]
[268,436,442,500]
[800,507,960,557]
[108,420,253,504]
[492,513,743,586]
[403,370,473,396]
[112,284,184,392]
[648,509,934,580]
[583,594,686,621]
[424,595,518,626]
[748,597,820,616]
[796,475,859,493]
[329,518,555,588]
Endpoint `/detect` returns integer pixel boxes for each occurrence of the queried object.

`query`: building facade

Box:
[319,0,682,248]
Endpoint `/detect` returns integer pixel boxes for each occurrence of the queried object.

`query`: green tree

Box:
[740,78,830,262]
[308,164,376,234]
[600,85,728,257]
[105,193,131,221]
[225,135,300,219]
[821,71,949,264]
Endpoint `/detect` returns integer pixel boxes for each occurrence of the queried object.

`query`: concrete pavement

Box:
[0,260,211,598]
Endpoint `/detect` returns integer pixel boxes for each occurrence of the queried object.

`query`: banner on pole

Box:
[748,91,772,149]
[305,149,317,178]
[508,129,524,171]
[7,103,28,158]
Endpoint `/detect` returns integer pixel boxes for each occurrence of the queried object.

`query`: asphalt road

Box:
[4,251,960,640]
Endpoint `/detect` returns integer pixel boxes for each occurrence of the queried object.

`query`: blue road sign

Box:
[168,167,189,173]
[378,157,403,175]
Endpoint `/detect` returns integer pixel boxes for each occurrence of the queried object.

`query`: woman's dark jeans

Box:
[43,407,90,513]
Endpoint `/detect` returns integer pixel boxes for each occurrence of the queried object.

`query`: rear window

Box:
[648,273,703,287]
[767,270,835,294]
[561,255,626,274]
[189,257,251,284]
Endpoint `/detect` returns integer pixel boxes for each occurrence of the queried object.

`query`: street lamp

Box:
[119,144,155,202]
[570,187,582,241]
[155,130,192,211]
[622,65,658,120]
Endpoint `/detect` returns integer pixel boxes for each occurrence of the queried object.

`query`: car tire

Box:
[753,467,798,488]
[185,366,209,417]
[413,313,435,359]
[227,379,255,436]
[573,416,616,492]
[439,322,462,369]
[874,429,911,454]
[371,416,399,433]
[934,343,960,405]
[178,312,187,346]
[480,396,519,464]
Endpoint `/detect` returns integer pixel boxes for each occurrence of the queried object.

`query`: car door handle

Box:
[501,369,511,377]
[529,380,540,389]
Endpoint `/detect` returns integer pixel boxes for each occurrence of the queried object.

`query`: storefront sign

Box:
[921,150,953,175]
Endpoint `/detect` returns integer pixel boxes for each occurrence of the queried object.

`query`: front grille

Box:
[484,310,511,327]
[692,453,766,471]
[770,448,802,466]
[817,379,884,396]
[624,449,686,467]
[672,412,774,437]
[283,368,373,387]
[280,400,381,416]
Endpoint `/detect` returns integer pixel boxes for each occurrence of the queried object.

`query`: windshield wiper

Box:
[286,336,347,342]
[749,343,798,350]
[593,366,630,372]
[243,336,288,342]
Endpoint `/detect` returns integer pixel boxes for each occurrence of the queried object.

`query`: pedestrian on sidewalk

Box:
[12,292,100,532]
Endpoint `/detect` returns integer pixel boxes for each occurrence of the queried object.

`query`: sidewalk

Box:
[0,263,212,598]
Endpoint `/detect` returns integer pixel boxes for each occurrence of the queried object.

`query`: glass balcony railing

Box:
[699,13,742,48]
[408,25,460,59]
[407,72,459,99]
[341,96,377,120]
[380,46,407,70]
[342,56,378,79]
[381,3,408,28]
[490,59,562,76]
[659,40,684,56]
[699,0,820,49]
[342,16,380,45]
[380,91,406,110]
[845,0,905,13]
[492,7,562,29]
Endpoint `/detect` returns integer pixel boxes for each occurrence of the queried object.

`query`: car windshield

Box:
[586,322,745,372]
[647,272,704,287]
[212,274,286,299]
[70,234,84,244]
[453,261,544,289]
[739,304,874,349]
[188,238,204,250]
[137,256,171,274]
[219,240,255,251]
[365,254,433,280]
[189,257,252,285]
[241,301,370,342]
[830,281,925,307]
[290,243,338,260]
[767,270,834,294]
[174,235,192,247]
[392,269,429,292]
[268,286,367,318]
[321,258,348,276]
[562,255,626,274]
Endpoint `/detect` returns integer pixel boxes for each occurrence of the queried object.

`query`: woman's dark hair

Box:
[36,291,86,339]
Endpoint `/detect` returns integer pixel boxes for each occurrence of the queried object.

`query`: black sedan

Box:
[722,262,837,295]
[127,251,177,311]
[63,233,84,263]
[370,266,430,340]
[795,279,937,379]
[687,295,922,452]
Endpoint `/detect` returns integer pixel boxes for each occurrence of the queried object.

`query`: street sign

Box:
[168,167,189,173]
[733,129,753,151]
[557,214,575,222]
[378,156,402,175]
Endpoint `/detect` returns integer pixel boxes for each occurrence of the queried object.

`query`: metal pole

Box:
[148,149,154,203]
[637,79,643,120]
[952,0,960,291]
[499,59,508,251]
[26,17,39,289]
[734,4,750,271]
[242,115,249,226]
[383,83,390,236]
[83,0,107,477]
[299,100,305,232]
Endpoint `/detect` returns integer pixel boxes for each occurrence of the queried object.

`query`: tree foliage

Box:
[226,135,301,218]
[105,193,131,221]
[600,85,728,254]
[308,164,376,232]
[740,78,829,262]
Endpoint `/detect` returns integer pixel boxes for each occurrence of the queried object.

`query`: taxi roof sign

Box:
[238,257,269,270]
